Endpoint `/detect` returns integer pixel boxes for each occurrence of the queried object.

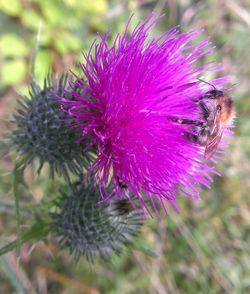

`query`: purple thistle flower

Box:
[58,14,232,217]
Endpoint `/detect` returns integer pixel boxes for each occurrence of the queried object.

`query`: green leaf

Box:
[12,165,22,255]
[65,0,108,15]
[33,50,51,82]
[0,255,25,293]
[39,0,66,25]
[53,31,81,54]
[0,0,22,16]
[0,34,28,57]
[21,9,41,30]
[33,25,52,47]
[1,59,26,86]
[0,222,51,256]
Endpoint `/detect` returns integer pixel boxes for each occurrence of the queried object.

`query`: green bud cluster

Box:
[11,75,93,180]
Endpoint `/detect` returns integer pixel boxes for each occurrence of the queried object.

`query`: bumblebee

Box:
[173,79,234,159]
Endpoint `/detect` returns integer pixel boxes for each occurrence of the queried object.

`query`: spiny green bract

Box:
[51,181,143,262]
[11,75,93,180]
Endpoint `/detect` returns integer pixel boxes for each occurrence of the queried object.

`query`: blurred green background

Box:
[0,0,249,293]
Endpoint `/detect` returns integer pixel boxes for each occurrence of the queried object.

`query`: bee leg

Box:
[198,127,211,146]
[186,119,204,126]
[170,118,203,126]
[185,126,210,146]
[185,132,208,146]
[185,132,199,143]
[117,176,128,189]
[199,101,210,119]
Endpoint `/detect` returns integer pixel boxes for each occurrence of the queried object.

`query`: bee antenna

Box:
[226,83,238,91]
[218,82,237,93]
[197,78,217,90]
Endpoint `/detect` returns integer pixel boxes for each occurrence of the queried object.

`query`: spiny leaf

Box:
[0,222,51,256]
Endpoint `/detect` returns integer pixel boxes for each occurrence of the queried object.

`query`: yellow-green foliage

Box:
[0,1,249,293]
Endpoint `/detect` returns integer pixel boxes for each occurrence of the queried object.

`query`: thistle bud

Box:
[11,75,92,180]
[51,181,143,262]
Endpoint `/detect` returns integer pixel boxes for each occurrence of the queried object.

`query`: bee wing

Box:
[204,107,224,159]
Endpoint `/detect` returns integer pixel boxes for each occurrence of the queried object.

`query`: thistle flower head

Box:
[51,180,143,262]
[58,14,231,216]
[11,75,93,180]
